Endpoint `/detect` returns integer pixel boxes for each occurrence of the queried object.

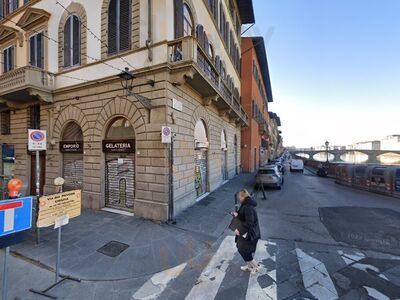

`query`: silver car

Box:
[255,165,284,189]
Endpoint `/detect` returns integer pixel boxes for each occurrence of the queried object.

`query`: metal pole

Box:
[2,247,9,300]
[168,140,174,223]
[35,150,41,244]
[55,226,61,283]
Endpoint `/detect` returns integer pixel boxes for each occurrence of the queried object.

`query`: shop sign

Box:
[37,190,81,228]
[59,141,83,153]
[102,139,135,153]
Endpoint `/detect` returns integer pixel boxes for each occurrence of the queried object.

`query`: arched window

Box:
[183,3,194,37]
[108,0,131,55]
[64,15,80,67]
[106,117,135,139]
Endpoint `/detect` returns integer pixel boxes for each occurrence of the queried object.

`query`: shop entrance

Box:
[103,118,135,211]
[194,120,209,198]
[221,130,228,181]
[60,122,84,191]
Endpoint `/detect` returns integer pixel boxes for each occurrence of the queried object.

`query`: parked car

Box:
[290,159,304,173]
[255,165,284,189]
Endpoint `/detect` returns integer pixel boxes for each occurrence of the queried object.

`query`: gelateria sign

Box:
[102,139,135,153]
[59,141,83,153]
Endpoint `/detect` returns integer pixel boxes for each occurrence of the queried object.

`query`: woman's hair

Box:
[238,189,251,199]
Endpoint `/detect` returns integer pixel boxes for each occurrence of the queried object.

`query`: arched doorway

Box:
[103,117,135,211]
[194,120,208,198]
[234,134,238,175]
[221,130,228,181]
[60,122,83,191]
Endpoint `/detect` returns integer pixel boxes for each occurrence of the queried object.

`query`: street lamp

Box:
[325,141,329,163]
[118,67,135,95]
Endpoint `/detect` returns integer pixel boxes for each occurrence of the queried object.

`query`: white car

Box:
[290,159,304,173]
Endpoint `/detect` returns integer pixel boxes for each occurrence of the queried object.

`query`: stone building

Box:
[0,0,254,221]
[240,36,274,172]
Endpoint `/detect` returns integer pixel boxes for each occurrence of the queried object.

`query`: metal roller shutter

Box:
[194,150,207,197]
[63,153,83,191]
[105,153,135,211]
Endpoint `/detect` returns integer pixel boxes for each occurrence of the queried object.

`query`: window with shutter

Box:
[29,33,44,68]
[1,111,11,135]
[108,0,131,55]
[64,15,80,67]
[28,105,40,129]
[183,3,193,37]
[3,46,14,73]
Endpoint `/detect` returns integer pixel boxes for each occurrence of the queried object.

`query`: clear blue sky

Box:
[249,0,400,148]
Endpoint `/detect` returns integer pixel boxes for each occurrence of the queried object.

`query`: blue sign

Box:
[0,197,32,237]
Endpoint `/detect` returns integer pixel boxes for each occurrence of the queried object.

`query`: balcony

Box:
[167,36,248,126]
[0,66,54,104]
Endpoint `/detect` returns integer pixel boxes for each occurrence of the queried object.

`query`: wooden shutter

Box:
[203,33,209,54]
[215,55,220,74]
[29,35,35,66]
[108,0,117,54]
[213,0,218,20]
[64,17,71,67]
[119,0,131,52]
[38,33,44,68]
[196,24,204,48]
[174,0,183,38]
[72,15,80,65]
[9,46,14,71]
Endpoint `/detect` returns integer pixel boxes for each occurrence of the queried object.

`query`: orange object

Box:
[7,178,23,198]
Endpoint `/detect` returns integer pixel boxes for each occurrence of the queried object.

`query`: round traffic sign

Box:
[163,127,171,136]
[30,130,45,142]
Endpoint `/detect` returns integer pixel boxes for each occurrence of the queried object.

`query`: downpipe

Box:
[146,0,153,62]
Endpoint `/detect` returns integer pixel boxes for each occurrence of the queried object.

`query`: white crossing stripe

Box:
[132,263,186,300]
[246,240,276,300]
[296,248,338,299]
[184,236,237,300]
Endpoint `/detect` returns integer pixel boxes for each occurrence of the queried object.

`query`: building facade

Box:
[240,36,273,172]
[0,0,255,221]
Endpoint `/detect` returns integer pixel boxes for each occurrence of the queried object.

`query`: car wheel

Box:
[254,184,258,189]
[282,178,284,185]
[277,185,282,190]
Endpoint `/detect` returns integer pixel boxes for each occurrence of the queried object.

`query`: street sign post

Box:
[0,197,33,300]
[28,129,47,244]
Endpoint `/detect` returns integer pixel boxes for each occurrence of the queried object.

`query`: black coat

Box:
[235,196,261,253]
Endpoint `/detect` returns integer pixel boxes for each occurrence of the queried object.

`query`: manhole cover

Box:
[97,241,129,257]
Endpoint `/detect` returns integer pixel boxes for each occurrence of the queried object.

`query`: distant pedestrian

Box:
[233,189,261,272]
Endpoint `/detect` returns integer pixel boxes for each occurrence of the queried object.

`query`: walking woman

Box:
[233,189,261,272]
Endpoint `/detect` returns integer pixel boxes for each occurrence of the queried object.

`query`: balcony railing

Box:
[168,36,248,125]
[0,66,54,101]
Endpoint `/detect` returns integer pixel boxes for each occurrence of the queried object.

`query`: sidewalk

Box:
[8,172,255,283]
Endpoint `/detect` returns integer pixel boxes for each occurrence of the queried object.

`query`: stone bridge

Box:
[289,149,400,164]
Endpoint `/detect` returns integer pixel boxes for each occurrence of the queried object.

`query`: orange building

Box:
[241,37,273,172]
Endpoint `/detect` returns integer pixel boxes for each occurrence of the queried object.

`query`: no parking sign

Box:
[28,129,47,151]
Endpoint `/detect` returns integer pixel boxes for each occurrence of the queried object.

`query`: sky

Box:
[249,0,400,148]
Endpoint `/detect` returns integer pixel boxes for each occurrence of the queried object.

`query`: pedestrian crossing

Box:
[131,236,398,300]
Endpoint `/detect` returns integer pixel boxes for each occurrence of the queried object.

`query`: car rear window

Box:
[258,169,275,175]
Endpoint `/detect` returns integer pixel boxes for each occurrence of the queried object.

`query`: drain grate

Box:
[97,241,129,257]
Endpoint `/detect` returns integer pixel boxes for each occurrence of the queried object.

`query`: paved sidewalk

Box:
[1,173,255,296]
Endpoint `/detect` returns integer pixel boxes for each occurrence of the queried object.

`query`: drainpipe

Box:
[146,0,153,62]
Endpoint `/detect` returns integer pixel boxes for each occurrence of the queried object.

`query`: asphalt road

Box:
[159,167,400,299]
[2,167,400,299]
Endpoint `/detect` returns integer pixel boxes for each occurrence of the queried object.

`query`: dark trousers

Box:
[239,250,254,262]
